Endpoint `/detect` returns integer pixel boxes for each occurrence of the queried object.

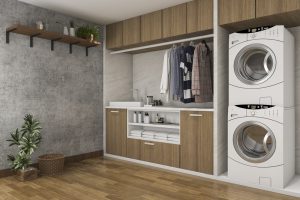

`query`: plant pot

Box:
[16,167,38,181]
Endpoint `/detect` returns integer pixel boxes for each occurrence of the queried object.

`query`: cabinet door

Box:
[106,109,127,156]
[180,111,213,174]
[127,138,141,160]
[123,16,141,46]
[256,0,286,18]
[163,4,187,38]
[197,112,213,174]
[219,0,256,25]
[106,22,123,49]
[140,141,179,167]
[187,0,213,33]
[286,0,300,12]
[141,11,162,43]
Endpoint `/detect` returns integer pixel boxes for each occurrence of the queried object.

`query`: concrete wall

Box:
[0,0,103,169]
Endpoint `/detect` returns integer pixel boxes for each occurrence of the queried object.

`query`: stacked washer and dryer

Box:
[228,26,295,188]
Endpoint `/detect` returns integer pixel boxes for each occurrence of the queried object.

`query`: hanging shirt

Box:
[160,49,171,102]
[180,45,195,103]
[170,46,182,100]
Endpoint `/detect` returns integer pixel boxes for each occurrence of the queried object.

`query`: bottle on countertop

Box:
[144,112,150,124]
[155,114,159,123]
[138,112,143,123]
[133,112,137,123]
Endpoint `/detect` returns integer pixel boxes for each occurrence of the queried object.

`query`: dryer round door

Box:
[234,44,276,85]
[233,121,276,163]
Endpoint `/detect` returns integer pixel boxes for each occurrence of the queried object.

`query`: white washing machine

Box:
[228,105,295,188]
[229,26,295,107]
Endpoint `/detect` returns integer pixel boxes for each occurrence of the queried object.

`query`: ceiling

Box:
[19,0,191,24]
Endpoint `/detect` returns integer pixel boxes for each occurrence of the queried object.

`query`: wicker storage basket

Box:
[38,154,65,176]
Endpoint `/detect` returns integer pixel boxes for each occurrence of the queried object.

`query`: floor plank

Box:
[0,158,298,200]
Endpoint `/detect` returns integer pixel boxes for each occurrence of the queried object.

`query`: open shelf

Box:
[6,24,101,56]
[128,122,180,130]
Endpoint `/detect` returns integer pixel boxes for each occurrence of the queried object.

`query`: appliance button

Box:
[251,111,255,116]
[250,33,256,39]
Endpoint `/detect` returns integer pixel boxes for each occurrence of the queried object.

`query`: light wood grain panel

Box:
[141,10,162,42]
[106,109,127,157]
[198,112,214,174]
[127,138,141,160]
[219,0,255,25]
[256,0,286,18]
[106,22,123,49]
[286,0,300,11]
[188,0,213,33]
[163,4,187,38]
[123,16,141,46]
[141,141,179,167]
[180,111,199,171]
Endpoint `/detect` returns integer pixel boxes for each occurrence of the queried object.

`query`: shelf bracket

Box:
[51,37,62,51]
[6,28,17,44]
[86,44,98,57]
[69,42,80,54]
[29,33,41,48]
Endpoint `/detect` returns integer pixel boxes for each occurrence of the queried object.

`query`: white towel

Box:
[142,135,154,139]
[168,133,180,139]
[155,132,168,138]
[143,131,155,136]
[160,49,171,102]
[131,130,143,134]
[168,138,180,142]
[155,136,168,140]
[130,133,142,137]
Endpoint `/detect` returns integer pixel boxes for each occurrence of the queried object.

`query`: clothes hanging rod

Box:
[110,34,214,54]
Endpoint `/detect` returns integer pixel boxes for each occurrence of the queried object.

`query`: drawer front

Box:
[140,141,179,167]
[127,138,141,160]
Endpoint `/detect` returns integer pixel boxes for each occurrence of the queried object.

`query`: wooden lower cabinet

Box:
[140,141,179,168]
[127,139,141,160]
[106,109,127,157]
[180,111,213,174]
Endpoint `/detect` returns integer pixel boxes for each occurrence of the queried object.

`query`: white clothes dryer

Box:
[229,26,295,107]
[228,105,295,188]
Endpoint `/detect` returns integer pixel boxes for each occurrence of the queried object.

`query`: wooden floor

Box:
[0,158,298,200]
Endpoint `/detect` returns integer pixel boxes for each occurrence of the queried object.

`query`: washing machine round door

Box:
[233,121,276,163]
[234,44,276,85]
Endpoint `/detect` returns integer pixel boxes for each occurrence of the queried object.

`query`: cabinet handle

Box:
[189,114,203,117]
[110,110,119,113]
[144,142,155,146]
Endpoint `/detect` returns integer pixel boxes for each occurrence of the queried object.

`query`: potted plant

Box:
[76,25,100,42]
[7,114,42,181]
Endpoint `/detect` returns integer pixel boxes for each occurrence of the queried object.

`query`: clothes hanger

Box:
[189,40,195,46]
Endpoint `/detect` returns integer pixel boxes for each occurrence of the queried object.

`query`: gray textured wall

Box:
[0,0,103,169]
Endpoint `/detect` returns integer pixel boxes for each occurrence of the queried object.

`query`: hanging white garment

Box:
[160,49,171,102]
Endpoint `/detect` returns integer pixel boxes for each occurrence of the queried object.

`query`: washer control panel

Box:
[229,105,283,122]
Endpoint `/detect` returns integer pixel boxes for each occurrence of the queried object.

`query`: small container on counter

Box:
[133,112,137,123]
[144,112,150,124]
[138,112,143,123]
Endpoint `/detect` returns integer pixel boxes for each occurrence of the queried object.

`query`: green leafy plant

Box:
[76,26,99,41]
[7,114,42,170]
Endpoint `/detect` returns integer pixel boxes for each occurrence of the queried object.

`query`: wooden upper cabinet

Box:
[163,4,187,38]
[106,109,127,157]
[141,11,162,43]
[286,0,300,12]
[180,111,213,174]
[256,0,286,17]
[187,0,213,33]
[106,22,123,49]
[256,0,300,17]
[219,0,256,25]
[123,16,141,46]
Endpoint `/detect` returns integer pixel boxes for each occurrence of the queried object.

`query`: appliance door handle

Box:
[189,114,203,117]
[263,132,272,154]
[144,142,155,146]
[263,52,271,73]
[110,110,119,113]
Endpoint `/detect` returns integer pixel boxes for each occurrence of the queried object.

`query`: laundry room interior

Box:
[2,0,300,199]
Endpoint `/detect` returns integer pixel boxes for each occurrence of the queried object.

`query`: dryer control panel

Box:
[228,104,283,123]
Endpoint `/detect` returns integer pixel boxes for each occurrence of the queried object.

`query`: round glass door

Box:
[234,44,276,85]
[233,121,276,163]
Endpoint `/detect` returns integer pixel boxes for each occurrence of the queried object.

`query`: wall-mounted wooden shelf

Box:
[6,24,101,56]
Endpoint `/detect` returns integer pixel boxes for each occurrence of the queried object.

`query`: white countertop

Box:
[105,106,214,112]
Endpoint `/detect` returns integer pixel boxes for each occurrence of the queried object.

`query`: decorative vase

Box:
[16,167,38,181]
[63,26,69,35]
[69,27,75,36]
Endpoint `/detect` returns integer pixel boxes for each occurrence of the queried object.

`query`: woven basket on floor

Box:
[38,154,65,176]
